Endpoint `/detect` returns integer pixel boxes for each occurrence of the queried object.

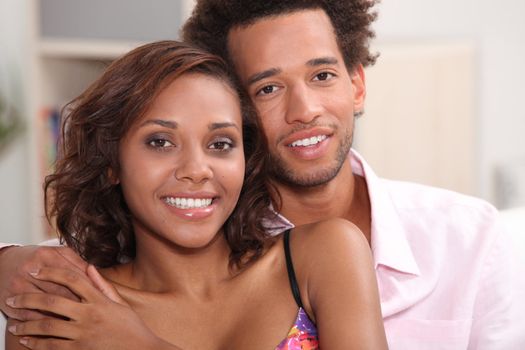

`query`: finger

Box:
[0,246,69,317]
[87,265,128,305]
[29,247,89,300]
[7,293,81,320]
[8,318,80,339]
[54,247,89,273]
[29,279,81,302]
[4,246,87,302]
[2,305,51,321]
[17,336,75,350]
[30,267,100,302]
[3,276,46,320]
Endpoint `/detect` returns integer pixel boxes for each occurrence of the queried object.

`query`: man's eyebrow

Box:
[139,119,178,129]
[246,57,339,86]
[247,68,281,86]
[209,122,239,131]
[306,57,339,67]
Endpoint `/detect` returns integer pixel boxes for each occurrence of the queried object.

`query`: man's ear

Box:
[351,64,366,114]
[108,167,120,185]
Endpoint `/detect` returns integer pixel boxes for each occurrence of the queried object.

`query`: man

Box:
[1,1,522,348]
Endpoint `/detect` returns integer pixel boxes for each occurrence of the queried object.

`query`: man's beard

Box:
[268,127,354,188]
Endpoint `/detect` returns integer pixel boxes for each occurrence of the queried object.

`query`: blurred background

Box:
[0,0,524,244]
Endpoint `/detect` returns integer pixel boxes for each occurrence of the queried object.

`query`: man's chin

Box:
[271,166,342,188]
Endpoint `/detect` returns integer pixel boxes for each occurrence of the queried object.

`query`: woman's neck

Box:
[105,230,235,300]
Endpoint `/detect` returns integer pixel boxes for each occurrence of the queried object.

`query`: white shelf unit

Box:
[37,39,144,106]
[39,38,144,60]
[27,0,193,242]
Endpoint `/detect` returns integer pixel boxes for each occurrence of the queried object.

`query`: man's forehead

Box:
[226,9,342,79]
[226,8,333,42]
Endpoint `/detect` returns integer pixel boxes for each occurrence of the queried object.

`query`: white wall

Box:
[357,43,476,196]
[1,1,523,244]
[372,0,525,207]
[0,0,32,243]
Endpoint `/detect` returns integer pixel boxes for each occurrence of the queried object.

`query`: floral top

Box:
[276,230,320,349]
[275,308,319,349]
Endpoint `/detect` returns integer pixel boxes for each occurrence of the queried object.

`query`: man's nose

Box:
[284,83,323,124]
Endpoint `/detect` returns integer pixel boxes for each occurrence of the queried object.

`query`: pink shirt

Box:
[267,150,523,349]
[1,150,522,348]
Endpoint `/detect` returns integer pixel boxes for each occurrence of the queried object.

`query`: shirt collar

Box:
[262,203,295,236]
[263,149,420,276]
[351,149,420,276]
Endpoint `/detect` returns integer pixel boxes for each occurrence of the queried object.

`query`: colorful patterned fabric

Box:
[275,308,319,350]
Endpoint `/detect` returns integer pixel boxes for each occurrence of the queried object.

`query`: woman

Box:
[5,41,387,349]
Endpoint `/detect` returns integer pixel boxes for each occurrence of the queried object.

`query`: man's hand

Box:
[6,267,180,350]
[0,245,88,320]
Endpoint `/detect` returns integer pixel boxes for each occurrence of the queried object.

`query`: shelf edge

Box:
[38,38,145,60]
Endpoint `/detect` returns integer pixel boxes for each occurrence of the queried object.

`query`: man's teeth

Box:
[164,197,213,209]
[290,135,327,147]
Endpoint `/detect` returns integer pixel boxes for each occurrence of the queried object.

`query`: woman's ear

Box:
[108,167,120,185]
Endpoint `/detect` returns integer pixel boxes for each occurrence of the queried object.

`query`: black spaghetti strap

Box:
[283,229,304,309]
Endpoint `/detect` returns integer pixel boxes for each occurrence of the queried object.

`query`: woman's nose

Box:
[173,150,213,183]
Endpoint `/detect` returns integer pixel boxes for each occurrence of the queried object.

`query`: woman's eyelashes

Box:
[144,133,237,153]
[146,135,175,150]
[209,136,235,151]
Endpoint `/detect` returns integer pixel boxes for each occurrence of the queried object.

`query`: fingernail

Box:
[5,297,15,307]
[29,269,40,277]
[7,324,16,334]
[19,337,29,346]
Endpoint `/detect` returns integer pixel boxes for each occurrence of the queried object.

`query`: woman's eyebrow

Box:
[209,122,239,131]
[140,119,178,129]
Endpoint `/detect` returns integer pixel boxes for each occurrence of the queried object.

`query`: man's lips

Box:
[289,134,328,147]
[279,128,333,160]
[282,128,333,148]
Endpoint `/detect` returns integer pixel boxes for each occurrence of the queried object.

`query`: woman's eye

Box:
[148,138,174,148]
[313,72,335,81]
[209,139,233,150]
[256,85,280,96]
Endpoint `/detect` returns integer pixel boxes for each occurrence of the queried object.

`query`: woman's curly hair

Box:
[45,40,276,268]
[182,0,379,71]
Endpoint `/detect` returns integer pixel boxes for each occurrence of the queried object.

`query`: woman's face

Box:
[117,73,245,249]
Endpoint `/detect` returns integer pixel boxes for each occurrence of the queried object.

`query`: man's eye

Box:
[256,85,280,96]
[148,139,174,148]
[313,72,335,81]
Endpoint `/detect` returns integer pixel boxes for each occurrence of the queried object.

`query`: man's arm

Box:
[0,245,88,320]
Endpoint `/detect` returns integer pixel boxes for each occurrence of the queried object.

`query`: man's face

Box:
[228,8,365,187]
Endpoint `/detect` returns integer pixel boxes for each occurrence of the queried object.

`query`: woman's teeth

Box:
[290,135,327,147]
[164,197,213,209]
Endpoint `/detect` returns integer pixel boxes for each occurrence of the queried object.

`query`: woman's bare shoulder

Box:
[291,218,370,259]
[289,220,387,348]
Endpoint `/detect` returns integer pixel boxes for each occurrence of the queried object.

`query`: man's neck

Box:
[273,160,372,244]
